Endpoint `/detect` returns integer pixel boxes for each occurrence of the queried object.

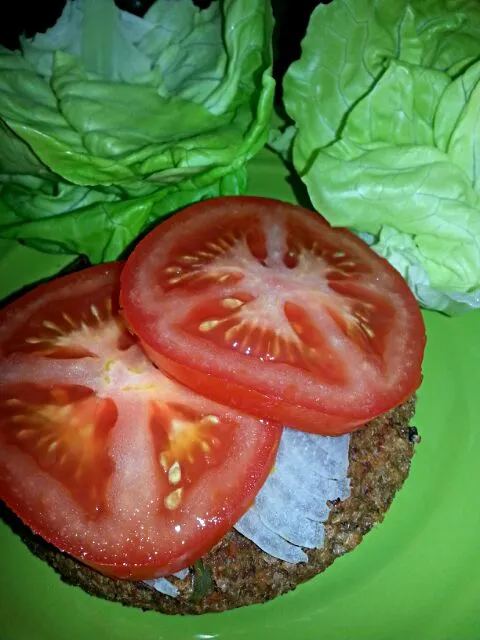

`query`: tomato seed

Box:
[165,488,183,510]
[168,461,181,485]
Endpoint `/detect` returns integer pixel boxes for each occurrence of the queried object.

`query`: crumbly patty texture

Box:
[3,397,417,615]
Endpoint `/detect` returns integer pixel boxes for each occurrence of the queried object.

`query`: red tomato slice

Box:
[120,197,426,434]
[0,263,280,579]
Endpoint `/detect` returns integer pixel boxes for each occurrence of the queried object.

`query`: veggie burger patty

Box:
[3,397,417,614]
[0,197,425,615]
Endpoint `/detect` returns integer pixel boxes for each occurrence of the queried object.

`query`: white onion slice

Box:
[144,568,190,598]
[146,427,351,596]
[234,507,309,563]
[235,427,350,559]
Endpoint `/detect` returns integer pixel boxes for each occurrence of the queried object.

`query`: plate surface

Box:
[1,150,480,640]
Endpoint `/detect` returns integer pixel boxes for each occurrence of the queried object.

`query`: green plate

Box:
[1,150,480,640]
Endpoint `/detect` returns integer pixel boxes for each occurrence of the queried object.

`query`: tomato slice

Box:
[0,263,280,579]
[120,197,426,434]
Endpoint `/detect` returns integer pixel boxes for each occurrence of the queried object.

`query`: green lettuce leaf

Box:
[362,227,480,314]
[3,170,246,263]
[283,0,480,313]
[0,0,274,260]
[0,146,285,303]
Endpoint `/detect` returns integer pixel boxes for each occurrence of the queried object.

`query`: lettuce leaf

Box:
[3,170,246,262]
[0,0,274,261]
[0,146,286,303]
[359,227,480,314]
[283,0,480,313]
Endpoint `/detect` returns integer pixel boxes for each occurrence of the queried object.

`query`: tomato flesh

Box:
[1,383,116,517]
[120,197,426,434]
[0,263,280,579]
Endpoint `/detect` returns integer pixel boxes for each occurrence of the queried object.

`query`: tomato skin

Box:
[121,196,426,434]
[0,263,281,579]
[141,341,370,435]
